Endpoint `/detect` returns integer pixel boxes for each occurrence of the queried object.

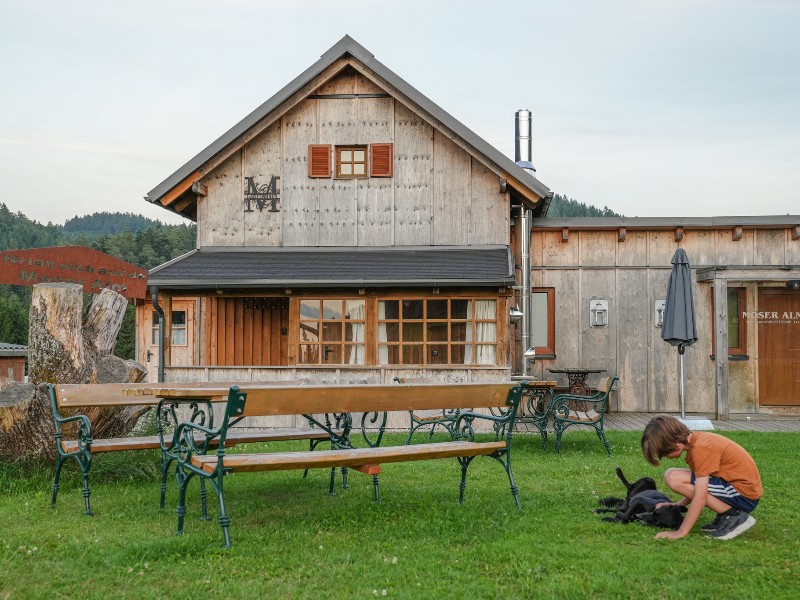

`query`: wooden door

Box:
[758,288,800,406]
[138,300,196,381]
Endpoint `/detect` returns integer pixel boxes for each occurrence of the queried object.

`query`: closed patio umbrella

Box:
[662,249,712,429]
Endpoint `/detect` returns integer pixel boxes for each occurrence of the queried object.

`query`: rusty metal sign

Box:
[0,246,148,300]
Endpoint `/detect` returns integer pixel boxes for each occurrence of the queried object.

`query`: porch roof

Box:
[148,245,515,290]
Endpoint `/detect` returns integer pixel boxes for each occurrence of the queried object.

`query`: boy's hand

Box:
[655,530,687,540]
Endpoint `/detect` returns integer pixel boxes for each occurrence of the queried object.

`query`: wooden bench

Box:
[47,382,333,516]
[392,377,466,443]
[161,381,529,547]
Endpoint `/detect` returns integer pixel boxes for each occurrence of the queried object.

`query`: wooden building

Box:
[527,217,800,417]
[0,343,27,388]
[137,36,551,386]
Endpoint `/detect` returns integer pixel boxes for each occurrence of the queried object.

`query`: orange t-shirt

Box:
[686,431,763,500]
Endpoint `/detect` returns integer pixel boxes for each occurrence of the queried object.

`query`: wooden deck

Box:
[512,411,800,434]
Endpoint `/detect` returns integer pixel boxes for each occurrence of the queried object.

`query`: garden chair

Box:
[550,375,618,456]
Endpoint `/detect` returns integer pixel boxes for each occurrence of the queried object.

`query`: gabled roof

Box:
[145,35,551,220]
[148,245,515,290]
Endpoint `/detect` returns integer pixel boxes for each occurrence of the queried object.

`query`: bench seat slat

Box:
[190,440,506,474]
[61,428,330,453]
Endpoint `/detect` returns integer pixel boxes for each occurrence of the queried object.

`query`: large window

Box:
[530,288,556,357]
[710,287,747,357]
[299,299,366,365]
[377,298,497,366]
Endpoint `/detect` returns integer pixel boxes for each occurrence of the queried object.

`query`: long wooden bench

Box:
[159,381,529,547]
[47,382,333,516]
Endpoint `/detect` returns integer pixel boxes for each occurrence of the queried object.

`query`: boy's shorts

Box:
[691,473,759,512]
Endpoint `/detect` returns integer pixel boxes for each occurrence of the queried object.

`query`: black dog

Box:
[595,467,686,529]
[636,503,687,529]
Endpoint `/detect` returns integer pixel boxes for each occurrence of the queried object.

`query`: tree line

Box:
[547,194,622,218]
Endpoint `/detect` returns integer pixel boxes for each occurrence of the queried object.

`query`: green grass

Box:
[1,431,798,599]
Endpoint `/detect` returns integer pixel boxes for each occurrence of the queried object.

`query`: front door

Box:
[758,288,800,406]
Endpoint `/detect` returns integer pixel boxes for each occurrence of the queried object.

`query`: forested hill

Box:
[547,194,623,217]
[63,212,160,239]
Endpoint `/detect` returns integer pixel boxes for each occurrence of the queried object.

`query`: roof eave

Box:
[146,278,516,290]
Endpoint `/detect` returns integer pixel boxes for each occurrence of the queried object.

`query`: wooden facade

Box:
[0,344,27,388]
[527,219,800,416]
[193,70,509,249]
[136,36,548,386]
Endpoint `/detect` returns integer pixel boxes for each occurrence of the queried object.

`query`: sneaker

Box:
[707,512,756,540]
[701,513,725,532]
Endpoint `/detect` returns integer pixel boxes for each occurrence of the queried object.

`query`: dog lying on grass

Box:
[595,467,686,529]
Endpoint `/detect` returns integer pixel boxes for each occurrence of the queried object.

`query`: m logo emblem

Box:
[244,176,280,213]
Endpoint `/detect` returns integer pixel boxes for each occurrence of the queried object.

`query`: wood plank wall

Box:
[201,297,289,366]
[529,226,798,414]
[196,68,509,248]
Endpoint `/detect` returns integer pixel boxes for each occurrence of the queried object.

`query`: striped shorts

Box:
[691,473,759,512]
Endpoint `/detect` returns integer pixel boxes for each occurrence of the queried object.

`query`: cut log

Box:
[0,283,148,461]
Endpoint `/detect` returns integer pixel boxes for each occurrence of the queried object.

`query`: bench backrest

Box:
[234,382,518,418]
[53,381,299,408]
[596,376,618,411]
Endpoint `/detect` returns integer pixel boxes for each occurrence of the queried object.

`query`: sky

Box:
[1,0,798,227]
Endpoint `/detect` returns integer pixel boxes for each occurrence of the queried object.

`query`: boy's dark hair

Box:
[641,415,690,466]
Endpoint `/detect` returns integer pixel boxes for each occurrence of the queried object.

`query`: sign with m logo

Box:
[244,176,280,213]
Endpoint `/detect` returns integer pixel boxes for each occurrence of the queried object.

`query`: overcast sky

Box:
[1,0,798,227]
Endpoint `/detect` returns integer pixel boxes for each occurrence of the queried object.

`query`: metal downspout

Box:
[520,207,532,377]
[150,285,165,383]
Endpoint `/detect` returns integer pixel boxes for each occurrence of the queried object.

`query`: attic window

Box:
[336,146,368,178]
[307,143,394,179]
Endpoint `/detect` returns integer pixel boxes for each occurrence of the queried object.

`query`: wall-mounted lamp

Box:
[787,280,800,290]
[509,305,524,323]
[589,300,609,328]
[523,347,536,363]
[655,300,666,327]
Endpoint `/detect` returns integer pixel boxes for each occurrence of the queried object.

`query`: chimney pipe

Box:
[515,109,536,176]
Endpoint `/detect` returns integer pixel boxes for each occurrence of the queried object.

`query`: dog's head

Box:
[626,477,657,499]
[615,467,657,499]
[637,504,687,529]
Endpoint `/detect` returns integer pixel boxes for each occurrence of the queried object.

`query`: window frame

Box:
[530,288,556,358]
[297,298,367,366]
[335,145,369,179]
[151,310,188,347]
[710,286,748,357]
[376,297,499,367]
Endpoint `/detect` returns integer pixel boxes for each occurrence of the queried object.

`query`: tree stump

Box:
[0,283,148,461]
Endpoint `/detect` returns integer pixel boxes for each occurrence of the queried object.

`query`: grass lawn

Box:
[1,430,798,599]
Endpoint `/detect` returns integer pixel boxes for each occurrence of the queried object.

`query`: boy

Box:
[641,415,762,541]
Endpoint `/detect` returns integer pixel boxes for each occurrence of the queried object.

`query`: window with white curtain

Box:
[378,298,497,366]
[298,299,365,365]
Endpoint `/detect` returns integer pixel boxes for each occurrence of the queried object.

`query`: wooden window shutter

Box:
[308,144,332,178]
[369,143,393,177]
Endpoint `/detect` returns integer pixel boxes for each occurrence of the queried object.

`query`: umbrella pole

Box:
[679,351,686,419]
